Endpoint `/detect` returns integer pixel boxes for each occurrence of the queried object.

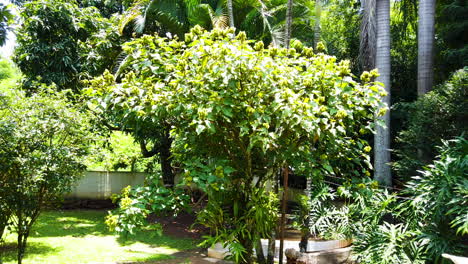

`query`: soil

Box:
[142,212,231,264]
[120,248,231,264]
[149,211,209,240]
[61,198,117,210]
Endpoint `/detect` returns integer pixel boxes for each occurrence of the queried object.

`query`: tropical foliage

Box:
[1,0,466,263]
[400,136,468,262]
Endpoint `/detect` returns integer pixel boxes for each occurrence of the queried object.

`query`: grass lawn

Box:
[0,210,199,264]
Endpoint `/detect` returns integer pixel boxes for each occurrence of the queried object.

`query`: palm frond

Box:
[133,14,146,34]
[213,0,228,29]
[257,0,283,47]
[120,0,189,37]
[186,2,209,28]
[144,0,188,36]
[119,0,151,34]
[113,52,130,81]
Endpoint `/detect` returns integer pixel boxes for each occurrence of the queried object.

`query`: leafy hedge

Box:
[394,67,468,183]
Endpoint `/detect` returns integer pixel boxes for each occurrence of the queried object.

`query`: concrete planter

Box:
[305,239,352,252]
[207,238,352,262]
[207,243,230,260]
[285,247,352,264]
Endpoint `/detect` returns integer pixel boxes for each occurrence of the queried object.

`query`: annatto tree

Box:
[86,26,386,263]
[0,86,91,264]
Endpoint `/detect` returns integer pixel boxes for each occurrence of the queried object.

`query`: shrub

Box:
[86,26,386,263]
[0,59,14,80]
[0,86,91,264]
[105,173,190,237]
[353,136,467,263]
[400,136,468,262]
[394,68,468,183]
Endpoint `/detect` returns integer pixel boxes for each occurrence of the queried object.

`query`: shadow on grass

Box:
[30,210,112,238]
[116,253,178,263]
[0,241,58,263]
[1,210,201,263]
[116,230,199,251]
[33,210,198,251]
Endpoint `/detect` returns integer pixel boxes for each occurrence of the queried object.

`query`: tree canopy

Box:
[86,26,387,262]
[0,86,92,264]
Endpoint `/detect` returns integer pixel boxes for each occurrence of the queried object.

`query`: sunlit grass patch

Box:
[0,210,198,264]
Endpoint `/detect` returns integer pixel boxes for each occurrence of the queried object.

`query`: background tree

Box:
[434,0,468,84]
[321,0,361,71]
[14,0,122,94]
[0,86,92,264]
[0,58,16,81]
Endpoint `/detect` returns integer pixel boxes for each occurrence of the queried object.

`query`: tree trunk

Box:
[266,233,276,264]
[284,0,293,48]
[266,170,280,264]
[300,176,312,252]
[279,167,289,264]
[417,0,435,96]
[160,128,174,187]
[314,0,321,49]
[227,0,235,28]
[255,238,266,264]
[374,0,392,186]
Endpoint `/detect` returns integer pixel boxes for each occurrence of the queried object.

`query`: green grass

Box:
[0,210,198,264]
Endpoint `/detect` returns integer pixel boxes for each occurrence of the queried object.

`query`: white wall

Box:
[66,171,304,202]
[66,171,147,199]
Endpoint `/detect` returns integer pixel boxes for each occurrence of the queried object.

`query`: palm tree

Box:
[119,0,190,37]
[360,0,391,186]
[417,0,435,96]
[374,0,391,186]
[284,0,293,48]
[119,0,282,44]
[227,0,234,28]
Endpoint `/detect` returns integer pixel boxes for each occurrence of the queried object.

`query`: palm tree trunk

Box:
[374,0,391,186]
[227,0,235,28]
[314,0,321,48]
[417,0,435,96]
[360,0,377,71]
[284,0,293,48]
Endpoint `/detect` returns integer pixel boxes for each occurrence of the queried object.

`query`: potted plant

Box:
[292,182,353,254]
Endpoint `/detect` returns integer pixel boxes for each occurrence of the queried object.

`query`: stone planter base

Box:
[208,239,352,262]
[305,239,352,252]
[285,247,353,264]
